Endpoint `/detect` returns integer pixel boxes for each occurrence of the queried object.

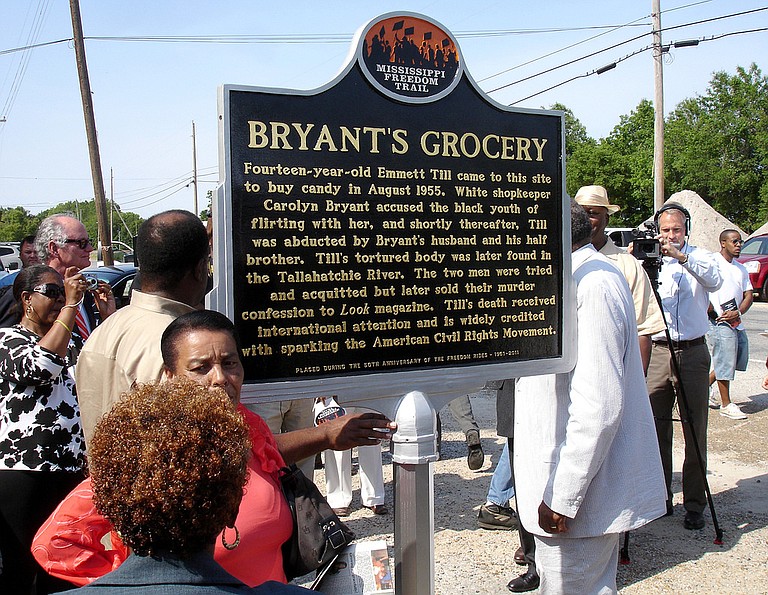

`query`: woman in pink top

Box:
[33,310,395,587]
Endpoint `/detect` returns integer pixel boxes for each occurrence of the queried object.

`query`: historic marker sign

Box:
[212,12,575,401]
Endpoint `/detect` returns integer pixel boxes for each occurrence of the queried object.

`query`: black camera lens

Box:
[84,275,99,290]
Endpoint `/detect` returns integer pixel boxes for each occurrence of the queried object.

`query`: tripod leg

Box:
[619,531,630,564]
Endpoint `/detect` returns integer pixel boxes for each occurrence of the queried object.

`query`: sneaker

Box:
[708,385,721,409]
[478,503,518,530]
[720,402,747,420]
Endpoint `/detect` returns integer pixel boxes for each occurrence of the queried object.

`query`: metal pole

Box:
[394,463,434,594]
[192,120,199,216]
[652,0,665,212]
[110,167,114,243]
[69,0,112,264]
[391,391,439,594]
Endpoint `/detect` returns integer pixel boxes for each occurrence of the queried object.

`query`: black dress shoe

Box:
[507,566,540,592]
[683,510,705,530]
[466,429,484,471]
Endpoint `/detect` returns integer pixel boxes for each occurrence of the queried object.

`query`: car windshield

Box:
[740,239,765,255]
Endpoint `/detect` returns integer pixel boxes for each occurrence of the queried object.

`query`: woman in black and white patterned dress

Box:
[0,263,88,594]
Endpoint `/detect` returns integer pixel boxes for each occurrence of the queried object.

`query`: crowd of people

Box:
[473,188,755,593]
[0,195,759,593]
[0,212,395,594]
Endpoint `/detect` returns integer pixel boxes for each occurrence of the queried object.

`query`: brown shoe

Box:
[364,504,388,515]
[514,547,526,565]
[332,507,350,517]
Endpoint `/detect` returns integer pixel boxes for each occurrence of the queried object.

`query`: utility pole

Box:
[652,0,665,212]
[192,120,199,217]
[110,167,114,243]
[69,0,113,265]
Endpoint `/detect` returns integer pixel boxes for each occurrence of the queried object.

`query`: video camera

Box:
[631,223,662,286]
[631,223,661,261]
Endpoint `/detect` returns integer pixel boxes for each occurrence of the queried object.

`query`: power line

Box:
[487,31,648,94]
[0,38,70,57]
[0,0,53,127]
[478,16,652,83]
[487,6,768,95]
[509,25,768,105]
[477,0,714,83]
[113,167,217,200]
[0,26,649,55]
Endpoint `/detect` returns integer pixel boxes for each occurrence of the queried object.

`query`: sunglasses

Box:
[64,238,92,250]
[33,283,66,299]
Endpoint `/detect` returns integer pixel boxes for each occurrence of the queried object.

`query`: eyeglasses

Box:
[33,283,66,299]
[64,238,92,250]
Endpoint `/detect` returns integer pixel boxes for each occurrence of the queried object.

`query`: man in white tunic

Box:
[513,201,666,594]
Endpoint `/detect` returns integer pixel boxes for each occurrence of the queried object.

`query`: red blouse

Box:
[31,405,293,587]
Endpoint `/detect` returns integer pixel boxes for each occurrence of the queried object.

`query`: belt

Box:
[653,336,705,349]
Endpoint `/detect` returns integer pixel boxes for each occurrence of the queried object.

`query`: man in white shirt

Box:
[646,203,722,531]
[707,229,752,419]
[513,201,666,594]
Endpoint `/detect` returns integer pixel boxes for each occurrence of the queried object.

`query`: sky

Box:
[0,0,766,221]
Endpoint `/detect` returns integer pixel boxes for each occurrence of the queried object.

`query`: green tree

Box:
[565,100,655,226]
[549,102,592,158]
[548,103,604,199]
[0,207,41,241]
[666,64,768,231]
[602,99,655,226]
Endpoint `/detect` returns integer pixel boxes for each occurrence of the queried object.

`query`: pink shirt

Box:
[216,454,293,584]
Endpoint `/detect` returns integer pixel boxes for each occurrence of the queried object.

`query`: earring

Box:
[26,304,32,316]
[221,525,240,550]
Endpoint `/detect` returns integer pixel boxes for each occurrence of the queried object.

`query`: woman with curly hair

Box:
[0,264,88,594]
[34,310,393,588]
[58,380,305,593]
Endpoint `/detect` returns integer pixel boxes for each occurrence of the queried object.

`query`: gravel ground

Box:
[311,364,768,594]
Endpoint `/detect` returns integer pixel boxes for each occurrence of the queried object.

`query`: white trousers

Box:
[324,443,385,508]
[534,533,620,595]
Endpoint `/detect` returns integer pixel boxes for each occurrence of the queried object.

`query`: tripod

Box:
[644,258,723,544]
[619,257,722,565]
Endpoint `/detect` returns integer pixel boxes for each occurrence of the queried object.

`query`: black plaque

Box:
[215,13,573,396]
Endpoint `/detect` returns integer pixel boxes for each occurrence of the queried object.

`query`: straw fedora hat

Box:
[574,185,621,214]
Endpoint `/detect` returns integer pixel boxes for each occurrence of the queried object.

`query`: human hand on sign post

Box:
[273,403,396,466]
[320,409,397,451]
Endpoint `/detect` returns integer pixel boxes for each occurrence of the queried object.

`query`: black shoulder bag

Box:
[280,463,355,580]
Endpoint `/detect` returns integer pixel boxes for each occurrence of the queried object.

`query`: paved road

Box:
[740,298,768,370]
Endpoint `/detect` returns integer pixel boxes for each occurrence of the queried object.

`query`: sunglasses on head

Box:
[33,283,66,299]
[64,238,92,250]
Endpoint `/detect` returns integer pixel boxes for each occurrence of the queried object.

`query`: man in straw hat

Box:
[575,185,665,372]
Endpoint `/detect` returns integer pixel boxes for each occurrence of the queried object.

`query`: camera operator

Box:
[646,203,721,531]
[575,186,665,372]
